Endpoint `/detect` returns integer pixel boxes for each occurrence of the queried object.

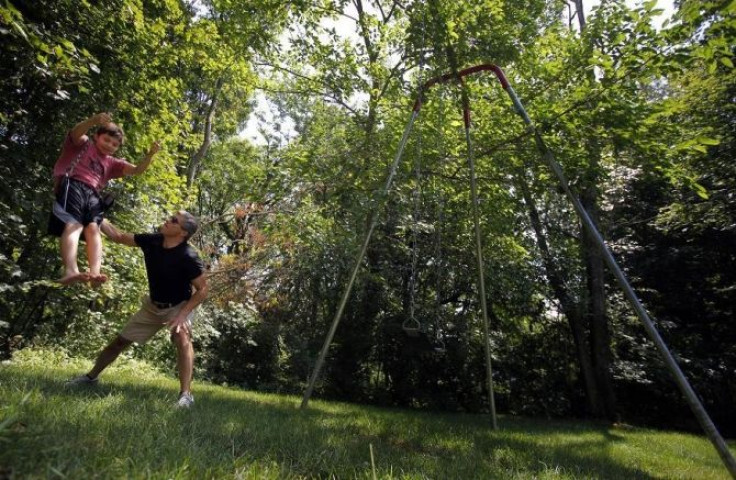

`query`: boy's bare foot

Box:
[58,272,90,285]
[89,273,108,288]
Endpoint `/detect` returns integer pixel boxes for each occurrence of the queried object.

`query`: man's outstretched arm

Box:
[100,219,137,247]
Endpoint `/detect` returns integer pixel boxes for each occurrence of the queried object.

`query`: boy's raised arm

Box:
[70,112,111,145]
[123,140,160,176]
[100,220,137,247]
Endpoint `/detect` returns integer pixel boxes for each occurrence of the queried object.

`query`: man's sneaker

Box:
[65,374,99,386]
[175,392,194,408]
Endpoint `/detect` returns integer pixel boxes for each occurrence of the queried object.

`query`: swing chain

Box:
[405,6,428,335]
[433,86,447,352]
[406,93,423,335]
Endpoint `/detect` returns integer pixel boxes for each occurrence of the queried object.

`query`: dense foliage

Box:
[1,0,734,437]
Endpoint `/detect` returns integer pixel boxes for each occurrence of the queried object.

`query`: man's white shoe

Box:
[176,392,194,408]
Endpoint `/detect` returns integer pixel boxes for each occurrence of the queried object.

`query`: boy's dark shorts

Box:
[47,178,104,237]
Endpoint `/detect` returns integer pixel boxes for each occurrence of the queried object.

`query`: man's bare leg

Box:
[172,329,194,394]
[87,335,133,379]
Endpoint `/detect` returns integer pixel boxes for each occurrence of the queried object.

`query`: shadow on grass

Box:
[0,366,692,479]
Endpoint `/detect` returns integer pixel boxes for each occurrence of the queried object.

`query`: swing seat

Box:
[403,325,421,337]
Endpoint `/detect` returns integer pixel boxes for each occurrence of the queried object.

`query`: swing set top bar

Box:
[413,63,510,113]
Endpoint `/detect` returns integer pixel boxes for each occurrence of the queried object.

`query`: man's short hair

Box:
[179,211,199,240]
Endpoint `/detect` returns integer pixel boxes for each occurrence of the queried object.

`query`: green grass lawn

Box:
[1,349,733,479]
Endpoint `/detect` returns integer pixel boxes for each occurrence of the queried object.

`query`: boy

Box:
[49,112,160,286]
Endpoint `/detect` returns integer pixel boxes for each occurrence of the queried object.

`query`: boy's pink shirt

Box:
[52,133,134,191]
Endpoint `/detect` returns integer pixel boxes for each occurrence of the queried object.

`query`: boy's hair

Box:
[95,123,125,144]
[179,211,199,240]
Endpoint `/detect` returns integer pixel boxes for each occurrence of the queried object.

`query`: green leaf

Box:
[692,181,709,200]
[11,21,28,41]
[696,137,720,146]
[60,39,75,51]
[682,2,700,23]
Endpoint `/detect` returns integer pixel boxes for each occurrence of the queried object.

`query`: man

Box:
[67,211,208,408]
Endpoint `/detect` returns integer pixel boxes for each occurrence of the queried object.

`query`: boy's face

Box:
[93,132,121,156]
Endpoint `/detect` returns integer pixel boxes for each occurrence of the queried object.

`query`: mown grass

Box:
[0,349,733,479]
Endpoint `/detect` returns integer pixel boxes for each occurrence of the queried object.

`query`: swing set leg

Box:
[300,108,421,410]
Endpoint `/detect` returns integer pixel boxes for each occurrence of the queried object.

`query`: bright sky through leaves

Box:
[241,0,676,144]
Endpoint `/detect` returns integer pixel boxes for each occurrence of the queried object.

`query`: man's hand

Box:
[167,275,207,335]
[167,313,191,335]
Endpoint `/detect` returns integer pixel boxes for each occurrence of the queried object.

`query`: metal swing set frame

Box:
[299,64,736,477]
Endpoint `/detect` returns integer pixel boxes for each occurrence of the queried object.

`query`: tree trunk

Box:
[516,171,603,416]
[186,77,224,187]
[574,0,618,422]
[581,181,618,421]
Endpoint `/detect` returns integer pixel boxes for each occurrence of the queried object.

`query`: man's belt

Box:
[152,300,178,309]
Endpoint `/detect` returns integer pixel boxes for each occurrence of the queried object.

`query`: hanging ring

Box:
[402,317,421,337]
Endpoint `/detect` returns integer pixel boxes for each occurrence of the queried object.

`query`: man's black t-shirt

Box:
[133,233,205,304]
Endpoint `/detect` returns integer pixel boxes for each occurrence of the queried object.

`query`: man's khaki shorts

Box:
[120,296,193,344]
